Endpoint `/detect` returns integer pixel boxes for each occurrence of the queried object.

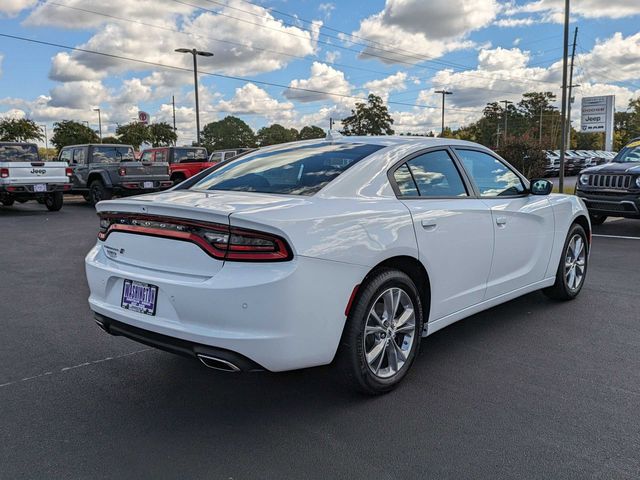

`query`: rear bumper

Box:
[117,180,173,193]
[576,190,640,218]
[0,183,71,196]
[85,243,368,372]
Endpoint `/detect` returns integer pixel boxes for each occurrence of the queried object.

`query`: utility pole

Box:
[501,100,513,143]
[172,95,177,145]
[435,89,452,136]
[175,48,214,146]
[558,0,570,194]
[566,26,579,150]
[93,108,102,143]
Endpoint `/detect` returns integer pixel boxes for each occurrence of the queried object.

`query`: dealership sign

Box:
[138,111,150,125]
[580,95,615,151]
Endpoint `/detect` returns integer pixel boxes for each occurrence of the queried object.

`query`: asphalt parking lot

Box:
[1,199,639,479]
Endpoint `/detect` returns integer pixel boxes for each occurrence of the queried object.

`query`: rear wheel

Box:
[171,173,186,185]
[335,269,424,395]
[88,180,113,206]
[44,191,64,211]
[1,198,14,206]
[589,213,607,226]
[543,223,588,301]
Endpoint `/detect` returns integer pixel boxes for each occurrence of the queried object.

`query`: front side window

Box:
[60,149,72,163]
[91,146,135,163]
[190,142,383,196]
[209,152,223,162]
[0,143,39,162]
[456,149,525,197]
[154,150,166,163]
[613,140,640,163]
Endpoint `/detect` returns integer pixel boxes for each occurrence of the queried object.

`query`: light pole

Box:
[93,108,102,143]
[500,100,513,142]
[435,90,452,137]
[175,48,214,145]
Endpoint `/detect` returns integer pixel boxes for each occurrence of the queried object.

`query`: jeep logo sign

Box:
[30,168,46,175]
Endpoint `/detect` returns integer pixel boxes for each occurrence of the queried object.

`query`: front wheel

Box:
[1,198,15,206]
[44,192,64,211]
[543,223,588,301]
[335,269,424,395]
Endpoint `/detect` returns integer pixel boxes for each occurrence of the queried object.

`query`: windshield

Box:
[92,146,135,163]
[613,141,640,163]
[0,144,39,162]
[189,142,383,195]
[174,148,207,163]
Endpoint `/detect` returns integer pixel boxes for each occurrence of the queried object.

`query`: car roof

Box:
[322,135,481,149]
[62,144,133,148]
[0,142,38,146]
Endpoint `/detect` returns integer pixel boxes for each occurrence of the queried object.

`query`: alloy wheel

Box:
[363,287,416,379]
[565,234,586,291]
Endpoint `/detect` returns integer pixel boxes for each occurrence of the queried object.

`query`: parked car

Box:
[208,148,254,163]
[575,137,640,225]
[60,144,173,205]
[141,146,212,184]
[0,142,71,211]
[86,136,590,394]
[544,150,560,177]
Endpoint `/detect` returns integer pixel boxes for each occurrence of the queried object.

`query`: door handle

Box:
[496,216,507,226]
[421,220,437,231]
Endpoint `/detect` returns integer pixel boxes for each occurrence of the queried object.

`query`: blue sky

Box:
[0,0,639,145]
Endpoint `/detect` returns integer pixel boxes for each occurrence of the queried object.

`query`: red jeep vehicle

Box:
[141,146,212,184]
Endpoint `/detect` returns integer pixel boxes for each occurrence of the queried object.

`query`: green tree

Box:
[148,122,177,147]
[256,124,298,146]
[298,125,325,140]
[51,120,99,150]
[497,135,547,180]
[101,136,121,144]
[201,116,256,150]
[116,122,149,149]
[341,94,394,136]
[0,118,43,142]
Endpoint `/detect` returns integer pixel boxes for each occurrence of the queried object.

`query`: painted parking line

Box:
[593,234,640,240]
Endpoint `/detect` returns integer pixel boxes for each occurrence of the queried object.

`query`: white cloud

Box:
[217,83,295,125]
[494,17,537,27]
[363,72,408,102]
[352,0,498,64]
[478,47,530,71]
[0,0,36,16]
[318,3,335,19]
[578,32,640,83]
[284,62,353,103]
[49,52,106,82]
[324,50,341,63]
[505,0,640,21]
[48,81,109,109]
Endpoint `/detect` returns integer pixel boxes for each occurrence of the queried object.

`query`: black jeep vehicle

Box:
[59,144,173,205]
[575,138,640,225]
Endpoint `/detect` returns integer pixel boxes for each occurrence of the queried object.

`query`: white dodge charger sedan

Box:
[86,135,590,394]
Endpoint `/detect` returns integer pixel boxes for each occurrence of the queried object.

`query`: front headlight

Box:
[635,176,640,188]
[579,174,590,186]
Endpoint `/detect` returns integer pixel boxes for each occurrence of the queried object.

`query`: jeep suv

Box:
[140,146,211,184]
[575,138,640,224]
[0,142,71,211]
[60,144,173,205]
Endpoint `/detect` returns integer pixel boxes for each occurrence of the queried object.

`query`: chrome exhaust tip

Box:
[197,354,241,372]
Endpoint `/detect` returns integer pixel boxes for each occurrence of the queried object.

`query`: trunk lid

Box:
[121,161,170,181]
[0,161,69,185]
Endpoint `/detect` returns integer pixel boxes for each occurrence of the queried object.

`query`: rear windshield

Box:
[613,141,640,163]
[174,148,208,163]
[189,142,384,195]
[0,144,39,162]
[92,146,135,163]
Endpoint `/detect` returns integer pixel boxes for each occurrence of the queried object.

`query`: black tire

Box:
[82,193,91,203]
[1,198,14,206]
[335,268,424,395]
[543,223,589,301]
[88,180,113,206]
[44,191,64,211]
[589,213,607,226]
[171,174,186,185]
[36,197,45,204]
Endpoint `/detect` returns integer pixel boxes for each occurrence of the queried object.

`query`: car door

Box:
[71,147,88,188]
[453,148,555,299]
[391,148,495,321]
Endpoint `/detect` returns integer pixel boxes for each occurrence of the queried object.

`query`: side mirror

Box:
[530,179,553,196]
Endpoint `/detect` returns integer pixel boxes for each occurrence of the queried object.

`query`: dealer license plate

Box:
[143,181,154,189]
[121,279,158,316]
[33,184,47,192]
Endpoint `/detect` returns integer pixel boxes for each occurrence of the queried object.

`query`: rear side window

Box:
[155,150,167,163]
[456,149,525,197]
[73,148,86,165]
[190,142,383,196]
[393,149,467,197]
[140,151,153,162]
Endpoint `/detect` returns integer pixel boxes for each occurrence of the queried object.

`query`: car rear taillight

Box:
[65,167,73,177]
[118,167,127,176]
[97,213,292,262]
[0,168,8,178]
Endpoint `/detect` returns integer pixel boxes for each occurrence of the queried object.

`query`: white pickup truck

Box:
[0,142,72,211]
